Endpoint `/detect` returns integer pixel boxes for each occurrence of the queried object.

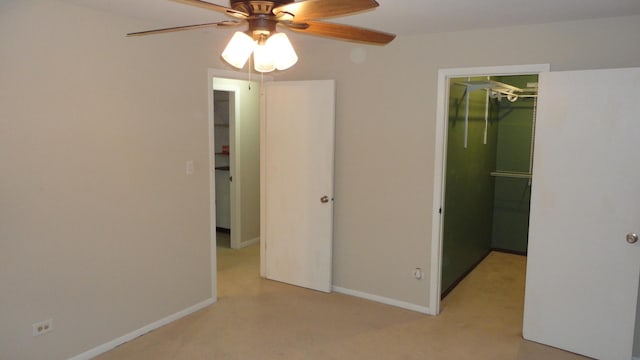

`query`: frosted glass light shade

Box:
[253,44,276,73]
[221,32,255,69]
[266,33,298,71]
[221,31,298,73]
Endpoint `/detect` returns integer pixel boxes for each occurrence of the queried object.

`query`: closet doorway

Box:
[429,64,550,314]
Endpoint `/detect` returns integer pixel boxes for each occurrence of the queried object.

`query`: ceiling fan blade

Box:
[283,20,395,45]
[170,0,248,19]
[274,0,379,21]
[126,20,241,37]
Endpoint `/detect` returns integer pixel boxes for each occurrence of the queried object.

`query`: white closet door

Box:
[262,80,335,293]
[524,67,640,359]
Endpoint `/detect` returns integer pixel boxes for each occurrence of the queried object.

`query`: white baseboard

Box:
[69,298,215,360]
[332,286,432,315]
[238,237,259,249]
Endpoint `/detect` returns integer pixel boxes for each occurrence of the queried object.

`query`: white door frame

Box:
[207,69,272,300]
[429,64,550,315]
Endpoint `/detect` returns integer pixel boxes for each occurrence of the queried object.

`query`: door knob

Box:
[627,233,638,244]
[320,196,330,203]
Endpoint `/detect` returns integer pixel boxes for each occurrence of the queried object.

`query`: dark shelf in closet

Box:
[215,166,230,171]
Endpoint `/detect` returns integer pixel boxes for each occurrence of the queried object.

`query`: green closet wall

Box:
[491,75,538,254]
[441,77,498,294]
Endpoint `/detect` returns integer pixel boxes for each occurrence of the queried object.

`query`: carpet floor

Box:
[95,246,586,359]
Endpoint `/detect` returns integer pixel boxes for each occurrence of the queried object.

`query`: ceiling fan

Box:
[127,0,396,72]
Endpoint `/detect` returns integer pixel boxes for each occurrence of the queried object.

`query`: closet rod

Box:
[490,171,532,179]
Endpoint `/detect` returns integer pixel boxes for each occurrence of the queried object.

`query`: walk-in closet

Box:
[441,74,538,296]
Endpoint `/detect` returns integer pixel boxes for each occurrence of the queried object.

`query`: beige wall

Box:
[3,0,640,358]
[278,15,640,308]
[0,1,228,359]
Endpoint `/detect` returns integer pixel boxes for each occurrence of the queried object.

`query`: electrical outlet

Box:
[32,319,53,336]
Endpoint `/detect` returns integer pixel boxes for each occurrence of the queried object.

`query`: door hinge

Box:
[439,207,442,214]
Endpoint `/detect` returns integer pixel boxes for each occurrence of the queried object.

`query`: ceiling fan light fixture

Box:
[266,33,298,71]
[253,42,276,73]
[221,31,255,69]
[222,31,296,73]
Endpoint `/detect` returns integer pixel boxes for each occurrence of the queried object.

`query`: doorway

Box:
[208,72,262,301]
[212,77,261,250]
[208,74,335,299]
[429,64,550,315]
[213,90,232,247]
[441,74,538,297]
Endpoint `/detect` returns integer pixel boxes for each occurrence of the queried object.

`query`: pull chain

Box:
[247,56,252,90]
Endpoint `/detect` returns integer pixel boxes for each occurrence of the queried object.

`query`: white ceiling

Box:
[63,0,640,36]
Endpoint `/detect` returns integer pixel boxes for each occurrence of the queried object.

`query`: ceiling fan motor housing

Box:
[230,0,294,41]
[247,19,277,41]
[230,0,294,15]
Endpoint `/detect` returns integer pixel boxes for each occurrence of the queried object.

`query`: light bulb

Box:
[221,32,255,69]
[265,33,298,71]
[253,43,275,73]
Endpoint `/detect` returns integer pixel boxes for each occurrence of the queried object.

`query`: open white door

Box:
[524,68,640,359]
[262,80,335,293]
